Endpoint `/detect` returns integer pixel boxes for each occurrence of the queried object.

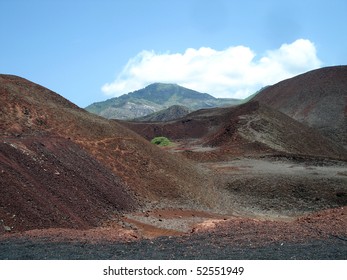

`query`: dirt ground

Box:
[1,155,346,260]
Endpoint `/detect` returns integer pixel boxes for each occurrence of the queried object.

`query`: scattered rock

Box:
[0,220,10,233]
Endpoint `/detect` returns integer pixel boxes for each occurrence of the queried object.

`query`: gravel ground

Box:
[0,236,345,260]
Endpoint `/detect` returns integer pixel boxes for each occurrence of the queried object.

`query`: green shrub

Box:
[151,136,171,146]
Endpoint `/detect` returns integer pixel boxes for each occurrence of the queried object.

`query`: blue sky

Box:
[1,0,346,107]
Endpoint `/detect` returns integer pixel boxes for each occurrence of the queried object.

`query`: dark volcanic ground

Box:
[0,236,345,260]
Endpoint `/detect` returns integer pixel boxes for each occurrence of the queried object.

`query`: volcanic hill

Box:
[253,66,347,147]
[122,101,347,160]
[85,83,241,120]
[133,105,191,122]
[0,75,215,232]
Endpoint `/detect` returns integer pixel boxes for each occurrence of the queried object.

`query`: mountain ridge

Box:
[85,83,241,119]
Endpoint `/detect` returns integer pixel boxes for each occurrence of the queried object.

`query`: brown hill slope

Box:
[122,101,347,160]
[0,135,136,232]
[253,66,347,147]
[0,75,216,232]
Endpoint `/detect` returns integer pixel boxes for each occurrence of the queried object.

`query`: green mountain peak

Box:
[85,83,241,120]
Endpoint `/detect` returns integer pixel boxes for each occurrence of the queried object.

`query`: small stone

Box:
[4,225,11,232]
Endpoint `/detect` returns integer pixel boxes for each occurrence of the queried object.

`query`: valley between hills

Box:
[0,66,346,259]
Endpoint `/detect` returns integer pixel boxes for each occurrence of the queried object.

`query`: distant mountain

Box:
[133,105,191,122]
[253,66,347,147]
[85,83,241,119]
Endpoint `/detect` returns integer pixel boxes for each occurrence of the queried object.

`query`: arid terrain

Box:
[0,68,346,259]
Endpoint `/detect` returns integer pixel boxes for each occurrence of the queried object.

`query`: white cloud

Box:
[102,39,322,99]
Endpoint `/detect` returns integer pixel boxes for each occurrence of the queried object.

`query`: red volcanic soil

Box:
[253,66,347,147]
[192,207,347,247]
[0,135,136,232]
[2,207,345,246]
[0,207,345,259]
[0,74,213,202]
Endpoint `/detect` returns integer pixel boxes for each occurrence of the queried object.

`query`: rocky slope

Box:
[0,135,136,232]
[133,105,191,122]
[253,66,347,147]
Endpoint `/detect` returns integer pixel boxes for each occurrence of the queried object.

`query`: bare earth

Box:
[1,155,346,259]
[0,207,346,259]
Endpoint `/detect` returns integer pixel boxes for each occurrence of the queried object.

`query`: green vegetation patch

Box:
[151,136,171,147]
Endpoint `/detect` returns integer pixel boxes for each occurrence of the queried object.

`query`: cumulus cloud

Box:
[102,39,322,98]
